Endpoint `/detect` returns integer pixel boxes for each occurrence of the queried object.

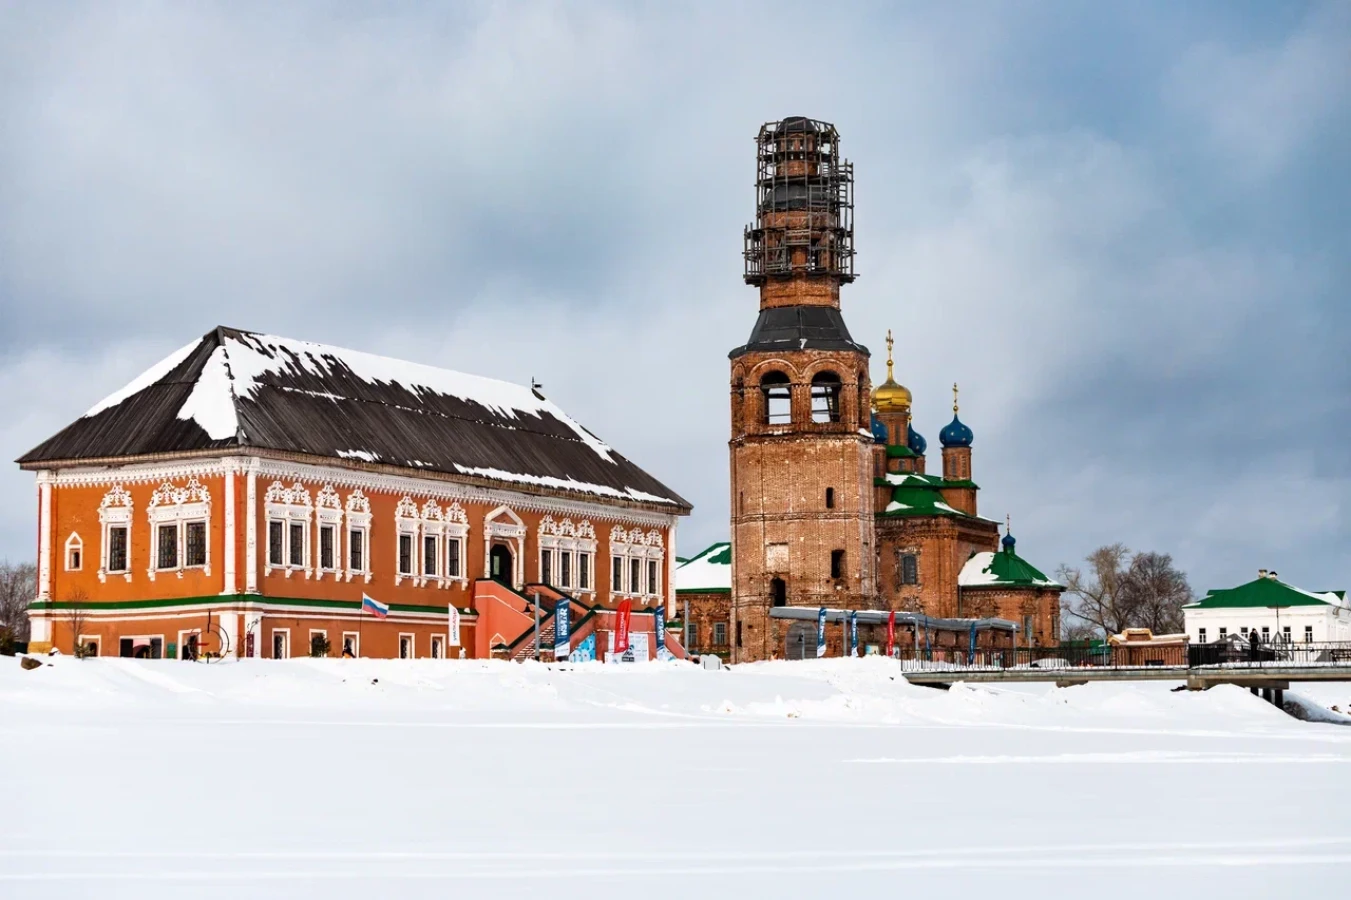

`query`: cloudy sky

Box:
[2,1,1347,593]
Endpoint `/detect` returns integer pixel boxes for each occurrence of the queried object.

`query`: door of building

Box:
[490,543,514,585]
[785,621,816,660]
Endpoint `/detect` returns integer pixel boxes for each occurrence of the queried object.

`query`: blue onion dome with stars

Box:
[939,382,974,448]
[870,413,888,444]
[907,423,927,455]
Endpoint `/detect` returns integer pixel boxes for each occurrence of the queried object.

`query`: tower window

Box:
[810,371,842,423]
[825,487,835,509]
[830,550,845,580]
[902,554,918,585]
[761,371,792,424]
[770,578,787,607]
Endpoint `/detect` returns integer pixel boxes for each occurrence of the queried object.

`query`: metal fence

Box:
[890,641,1351,672]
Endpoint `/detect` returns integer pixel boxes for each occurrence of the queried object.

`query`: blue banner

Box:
[569,633,596,663]
[554,601,570,659]
[849,611,859,658]
[968,622,978,666]
[655,605,665,645]
[816,607,827,658]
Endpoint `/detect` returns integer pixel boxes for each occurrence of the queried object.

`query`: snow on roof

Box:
[675,542,731,592]
[23,327,690,510]
[959,550,1059,588]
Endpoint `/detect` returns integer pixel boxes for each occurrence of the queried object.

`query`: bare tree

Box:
[0,561,37,650]
[1121,552,1192,634]
[1057,544,1132,637]
[65,588,91,658]
[1058,545,1193,637]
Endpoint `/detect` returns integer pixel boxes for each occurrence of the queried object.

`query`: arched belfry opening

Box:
[761,371,792,424]
[810,371,842,423]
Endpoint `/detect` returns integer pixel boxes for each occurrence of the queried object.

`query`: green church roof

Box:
[1185,576,1344,610]
[675,542,732,593]
[959,544,1060,588]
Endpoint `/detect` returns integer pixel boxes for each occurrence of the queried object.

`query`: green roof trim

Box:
[28,593,472,617]
[1185,577,1343,610]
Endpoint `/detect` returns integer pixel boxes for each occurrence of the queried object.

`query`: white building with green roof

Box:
[1183,572,1351,645]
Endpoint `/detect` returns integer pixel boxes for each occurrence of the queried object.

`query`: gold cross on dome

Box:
[953,382,959,414]
[885,330,895,380]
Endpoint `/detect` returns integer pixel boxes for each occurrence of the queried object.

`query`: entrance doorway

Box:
[770,578,787,607]
[786,621,816,660]
[490,543,514,585]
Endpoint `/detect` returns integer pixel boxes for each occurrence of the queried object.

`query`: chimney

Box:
[1268,571,1278,581]
[1258,569,1268,579]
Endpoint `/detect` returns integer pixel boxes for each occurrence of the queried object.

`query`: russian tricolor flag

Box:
[361,594,389,619]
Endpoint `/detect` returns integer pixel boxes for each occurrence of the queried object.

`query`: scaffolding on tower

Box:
[743,116,856,285]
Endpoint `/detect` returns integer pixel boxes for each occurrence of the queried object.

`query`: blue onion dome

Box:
[939,415,973,448]
[907,423,927,455]
[870,413,888,444]
[1002,531,1016,552]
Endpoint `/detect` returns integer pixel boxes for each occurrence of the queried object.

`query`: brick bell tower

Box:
[728,117,876,663]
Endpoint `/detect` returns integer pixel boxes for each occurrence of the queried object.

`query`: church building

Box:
[18,328,690,660]
[721,116,1062,662]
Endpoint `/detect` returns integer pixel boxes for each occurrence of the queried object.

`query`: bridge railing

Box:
[891,641,1351,672]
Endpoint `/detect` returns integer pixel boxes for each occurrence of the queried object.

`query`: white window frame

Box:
[399,633,415,659]
[341,631,360,658]
[98,484,134,583]
[314,484,344,580]
[272,628,290,660]
[483,506,526,590]
[1305,625,1314,643]
[395,496,419,585]
[608,526,662,599]
[345,490,373,583]
[430,635,445,659]
[538,518,595,596]
[444,502,469,587]
[1198,627,1207,643]
[263,481,312,579]
[309,628,329,657]
[146,478,211,581]
[178,628,203,661]
[64,532,83,572]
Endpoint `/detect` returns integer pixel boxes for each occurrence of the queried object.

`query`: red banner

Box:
[886,610,896,658]
[615,599,632,654]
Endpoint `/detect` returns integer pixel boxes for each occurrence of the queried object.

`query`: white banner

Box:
[448,605,461,647]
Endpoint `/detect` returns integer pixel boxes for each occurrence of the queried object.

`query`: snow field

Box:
[1,656,1348,898]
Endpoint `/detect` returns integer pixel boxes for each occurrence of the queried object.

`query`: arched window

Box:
[902,554,918,585]
[770,577,787,607]
[810,371,841,423]
[761,371,792,425]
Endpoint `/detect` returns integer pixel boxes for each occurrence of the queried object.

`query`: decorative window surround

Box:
[263,481,312,579]
[147,478,212,581]
[539,517,596,595]
[443,501,470,587]
[609,526,664,599]
[313,484,343,581]
[65,532,83,572]
[483,506,526,590]
[98,484,134,583]
[345,490,372,583]
[394,496,420,586]
[418,499,447,588]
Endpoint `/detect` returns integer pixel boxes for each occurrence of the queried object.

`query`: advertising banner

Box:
[655,605,666,646]
[886,610,896,658]
[816,607,827,658]
[555,601,571,660]
[615,599,632,654]
[849,610,859,658]
[569,633,596,663]
[448,605,461,647]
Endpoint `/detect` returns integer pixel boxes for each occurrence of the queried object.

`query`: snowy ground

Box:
[2,656,1349,898]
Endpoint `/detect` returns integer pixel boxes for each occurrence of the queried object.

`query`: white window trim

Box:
[264,481,312,579]
[395,496,419,585]
[178,628,203,661]
[609,526,664,600]
[272,628,290,660]
[539,517,596,595]
[399,633,416,659]
[430,634,445,659]
[314,484,344,580]
[147,478,211,581]
[98,484,134,583]
[341,631,360,658]
[64,532,83,572]
[309,628,329,657]
[344,489,373,583]
[483,506,526,590]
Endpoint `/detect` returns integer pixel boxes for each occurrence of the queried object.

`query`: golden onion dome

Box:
[872,330,912,412]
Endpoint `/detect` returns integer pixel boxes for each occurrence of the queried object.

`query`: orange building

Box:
[18,328,691,660]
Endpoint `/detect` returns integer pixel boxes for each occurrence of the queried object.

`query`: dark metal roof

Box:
[728,306,869,359]
[18,327,691,511]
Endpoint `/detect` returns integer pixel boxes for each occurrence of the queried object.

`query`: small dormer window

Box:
[65,533,83,571]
